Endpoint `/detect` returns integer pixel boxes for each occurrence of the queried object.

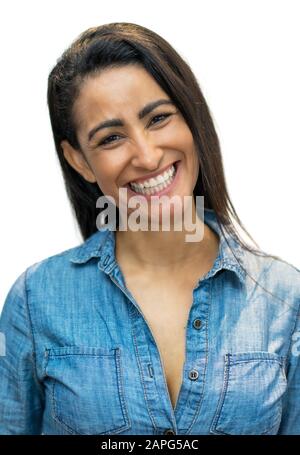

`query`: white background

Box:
[0,0,299,311]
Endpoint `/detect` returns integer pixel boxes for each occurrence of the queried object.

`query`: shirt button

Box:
[193,318,202,329]
[188,369,199,380]
[164,428,175,435]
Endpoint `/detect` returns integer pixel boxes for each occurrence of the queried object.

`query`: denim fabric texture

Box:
[0,208,299,435]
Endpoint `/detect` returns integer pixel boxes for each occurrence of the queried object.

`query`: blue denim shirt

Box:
[0,208,299,435]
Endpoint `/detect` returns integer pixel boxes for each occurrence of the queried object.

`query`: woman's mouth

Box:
[126,161,180,197]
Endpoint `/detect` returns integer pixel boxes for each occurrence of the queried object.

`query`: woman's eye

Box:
[149,112,172,126]
[99,134,121,146]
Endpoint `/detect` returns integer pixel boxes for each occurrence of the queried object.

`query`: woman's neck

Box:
[115,215,220,274]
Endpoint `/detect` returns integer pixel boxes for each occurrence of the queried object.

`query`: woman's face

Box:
[61,64,199,222]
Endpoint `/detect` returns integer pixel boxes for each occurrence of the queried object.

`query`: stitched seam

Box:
[114,347,131,431]
[47,354,114,358]
[51,379,77,434]
[231,358,285,366]
[22,268,45,424]
[210,353,230,432]
[261,413,282,435]
[131,315,158,430]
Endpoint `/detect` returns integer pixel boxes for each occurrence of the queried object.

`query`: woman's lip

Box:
[125,160,181,199]
[127,161,178,185]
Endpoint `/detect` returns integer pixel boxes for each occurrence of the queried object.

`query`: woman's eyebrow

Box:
[87,99,175,142]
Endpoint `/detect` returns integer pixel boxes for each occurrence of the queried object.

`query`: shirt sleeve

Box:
[277,301,300,434]
[0,270,44,434]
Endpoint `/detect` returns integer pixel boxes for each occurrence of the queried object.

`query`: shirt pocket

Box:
[210,351,287,435]
[43,346,131,435]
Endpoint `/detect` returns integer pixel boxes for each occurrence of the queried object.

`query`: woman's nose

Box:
[130,135,164,170]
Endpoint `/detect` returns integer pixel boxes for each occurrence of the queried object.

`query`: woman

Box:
[0,22,299,435]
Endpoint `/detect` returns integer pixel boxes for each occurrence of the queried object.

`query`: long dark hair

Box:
[47,21,286,280]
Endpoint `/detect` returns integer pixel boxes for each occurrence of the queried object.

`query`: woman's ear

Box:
[61,140,97,183]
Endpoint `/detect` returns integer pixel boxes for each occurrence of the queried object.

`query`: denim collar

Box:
[69,208,247,284]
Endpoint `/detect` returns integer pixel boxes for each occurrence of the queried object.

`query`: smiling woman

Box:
[0,22,299,436]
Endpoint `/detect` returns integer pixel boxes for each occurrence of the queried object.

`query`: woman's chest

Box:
[39,263,290,435]
[41,283,289,436]
[123,276,196,410]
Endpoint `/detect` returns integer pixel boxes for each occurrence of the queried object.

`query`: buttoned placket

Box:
[98,243,214,435]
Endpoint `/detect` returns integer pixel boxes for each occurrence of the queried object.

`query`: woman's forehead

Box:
[73,66,168,130]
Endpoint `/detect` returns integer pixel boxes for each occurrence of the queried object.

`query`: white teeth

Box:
[149,178,157,186]
[129,163,177,195]
[129,164,176,193]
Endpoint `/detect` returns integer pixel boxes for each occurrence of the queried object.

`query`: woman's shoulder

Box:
[4,229,109,301]
[242,245,300,276]
[241,247,300,309]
